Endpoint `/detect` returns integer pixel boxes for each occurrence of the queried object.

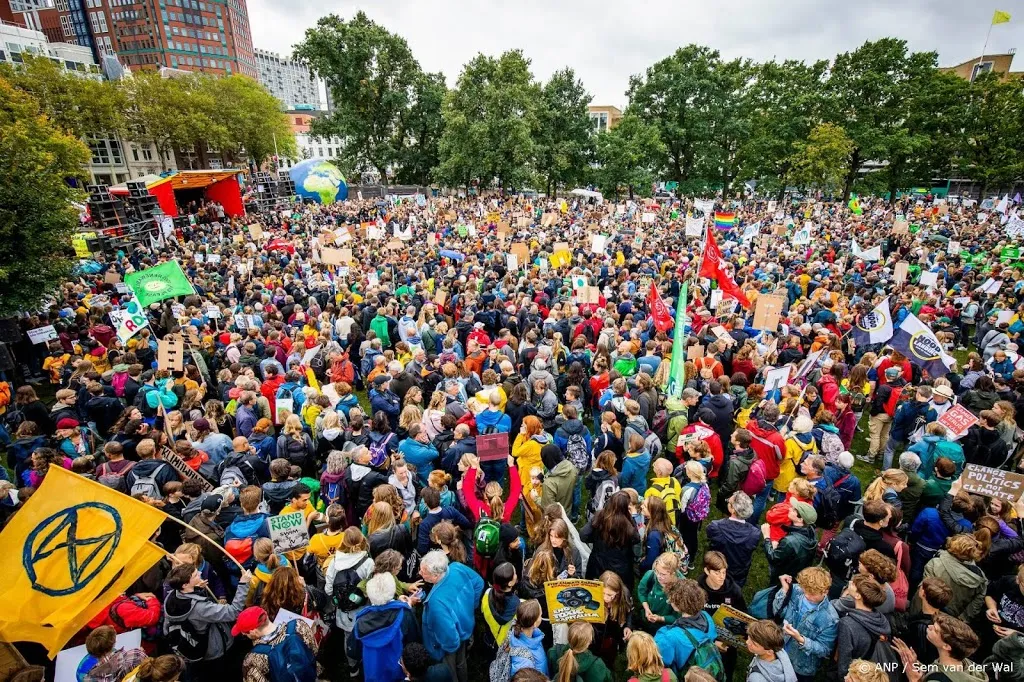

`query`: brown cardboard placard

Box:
[961,464,1024,502]
[427,233,436,247]
[752,294,785,331]
[433,289,447,306]
[894,261,909,285]
[774,224,788,236]
[248,223,264,241]
[579,286,601,304]
[340,248,353,264]
[157,335,184,372]
[104,271,121,284]
[687,344,705,361]
[517,217,531,228]
[386,238,404,251]
[542,213,558,227]
[511,242,530,263]
[893,219,909,234]
[553,241,570,254]
[321,247,346,266]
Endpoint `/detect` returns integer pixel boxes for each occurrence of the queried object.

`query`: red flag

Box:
[699,229,752,309]
[647,281,674,332]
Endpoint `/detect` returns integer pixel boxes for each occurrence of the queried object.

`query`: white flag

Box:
[852,239,881,262]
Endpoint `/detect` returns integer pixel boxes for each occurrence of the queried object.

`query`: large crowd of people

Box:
[2,190,1024,682]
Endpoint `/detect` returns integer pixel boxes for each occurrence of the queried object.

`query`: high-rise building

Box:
[254,47,323,110]
[39,0,256,77]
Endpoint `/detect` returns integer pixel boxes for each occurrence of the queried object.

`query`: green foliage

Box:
[788,123,855,193]
[534,68,594,195]
[208,75,296,167]
[294,11,421,181]
[437,50,541,192]
[959,73,1024,198]
[593,113,665,199]
[0,75,89,315]
[394,72,447,185]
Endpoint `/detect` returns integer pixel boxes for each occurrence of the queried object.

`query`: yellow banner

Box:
[549,250,572,268]
[71,232,96,259]
[0,468,166,654]
[544,579,605,624]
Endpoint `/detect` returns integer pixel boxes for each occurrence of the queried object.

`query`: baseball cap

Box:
[231,606,269,636]
[791,501,817,526]
[372,374,390,387]
[201,494,224,513]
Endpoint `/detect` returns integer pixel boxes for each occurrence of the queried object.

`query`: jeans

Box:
[570,476,584,520]
[481,461,507,487]
[882,436,903,470]
[750,484,774,525]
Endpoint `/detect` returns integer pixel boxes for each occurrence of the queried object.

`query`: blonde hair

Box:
[864,469,909,502]
[556,622,595,682]
[283,414,304,439]
[598,570,631,625]
[845,660,890,682]
[483,481,505,519]
[653,552,681,574]
[789,477,816,501]
[684,460,706,483]
[399,405,423,430]
[340,527,368,554]
[946,533,986,563]
[430,520,467,564]
[796,566,832,596]
[366,501,396,536]
[626,631,665,677]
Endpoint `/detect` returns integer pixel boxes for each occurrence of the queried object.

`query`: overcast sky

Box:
[248,0,1024,106]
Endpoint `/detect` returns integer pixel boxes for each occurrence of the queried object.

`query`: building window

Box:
[971,61,994,82]
[60,14,74,37]
[56,0,68,9]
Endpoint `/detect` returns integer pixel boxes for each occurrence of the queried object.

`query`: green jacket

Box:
[369,313,391,347]
[899,472,925,520]
[542,459,577,512]
[637,570,683,623]
[919,477,954,510]
[664,397,689,452]
[764,525,817,584]
[548,645,613,682]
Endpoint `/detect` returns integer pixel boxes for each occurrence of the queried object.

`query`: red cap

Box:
[231,606,268,636]
[56,418,80,430]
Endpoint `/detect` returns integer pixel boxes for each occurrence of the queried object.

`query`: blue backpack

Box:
[250,620,317,682]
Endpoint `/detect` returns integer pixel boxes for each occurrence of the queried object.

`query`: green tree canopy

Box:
[208,75,296,167]
[788,123,855,193]
[593,113,664,199]
[0,75,89,315]
[534,68,594,196]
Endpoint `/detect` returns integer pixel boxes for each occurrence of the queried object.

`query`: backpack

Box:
[864,630,901,682]
[824,521,867,581]
[643,430,663,458]
[474,514,502,558]
[96,461,132,492]
[323,479,342,506]
[309,348,328,381]
[883,386,903,418]
[815,481,844,530]
[284,437,310,466]
[224,537,255,568]
[819,430,844,465]
[652,409,669,444]
[250,620,317,682]
[848,386,868,411]
[331,555,369,612]
[368,433,393,464]
[630,671,671,682]
[564,432,590,472]
[488,636,533,682]
[129,463,167,500]
[683,482,710,523]
[650,481,681,520]
[3,404,25,431]
[111,372,129,398]
[675,614,725,681]
[219,463,253,489]
[164,603,209,663]
[589,478,620,516]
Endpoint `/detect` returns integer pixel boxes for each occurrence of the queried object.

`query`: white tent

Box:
[569,188,603,204]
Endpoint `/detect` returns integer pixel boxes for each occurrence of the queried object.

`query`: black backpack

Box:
[864,630,901,682]
[331,555,369,612]
[815,482,844,530]
[164,601,209,663]
[824,520,867,582]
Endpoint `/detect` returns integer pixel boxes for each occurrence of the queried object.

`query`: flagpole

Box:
[974,19,995,82]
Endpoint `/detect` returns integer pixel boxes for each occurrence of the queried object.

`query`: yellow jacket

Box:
[775,435,817,492]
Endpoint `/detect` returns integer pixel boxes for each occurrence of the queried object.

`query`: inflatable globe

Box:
[289,159,348,204]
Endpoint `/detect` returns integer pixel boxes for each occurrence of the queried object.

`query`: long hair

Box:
[513,599,542,637]
[261,566,304,620]
[483,481,505,519]
[592,491,636,548]
[373,484,405,521]
[626,631,665,677]
[366,501,396,536]
[556,622,595,682]
[864,469,908,502]
[599,570,631,625]
[431,520,466,564]
[644,495,675,538]
[526,549,557,585]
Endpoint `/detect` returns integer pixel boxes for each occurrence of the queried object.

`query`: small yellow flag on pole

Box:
[992,9,1011,24]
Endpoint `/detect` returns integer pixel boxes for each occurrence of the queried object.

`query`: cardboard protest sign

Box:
[340,248,353,264]
[510,242,530,263]
[712,605,757,653]
[591,234,608,255]
[687,344,705,361]
[579,286,601,304]
[894,261,909,285]
[544,579,605,624]
[541,213,558,227]
[104,270,121,284]
[275,398,294,422]
[961,464,1024,502]
[27,325,57,345]
[335,227,353,244]
[321,247,346,266]
[752,295,785,332]
[162,446,214,491]
[386,239,404,251]
[434,289,447,306]
[893,219,909,234]
[553,241,570,254]
[937,404,979,438]
[477,432,510,462]
[157,335,184,372]
[919,271,939,288]
[248,223,264,241]
[269,511,310,554]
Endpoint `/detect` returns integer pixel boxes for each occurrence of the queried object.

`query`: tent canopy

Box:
[570,188,603,203]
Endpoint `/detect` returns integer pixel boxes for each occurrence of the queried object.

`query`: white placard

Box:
[642,212,656,224]
[764,366,791,393]
[269,511,309,554]
[56,630,142,682]
[919,271,938,288]
[507,254,518,270]
[207,254,222,264]
[997,310,1014,325]
[27,325,57,344]
[948,241,960,255]
[591,234,608,255]
[273,608,314,628]
[276,398,294,420]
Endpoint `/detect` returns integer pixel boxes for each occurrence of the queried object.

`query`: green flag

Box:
[666,283,688,399]
[125,261,195,308]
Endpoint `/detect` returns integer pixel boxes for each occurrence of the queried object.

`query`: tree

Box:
[0,75,89,315]
[438,50,540,192]
[294,12,421,183]
[824,38,939,200]
[736,59,827,198]
[593,112,665,199]
[394,71,446,185]
[957,72,1024,199]
[534,68,593,196]
[0,56,124,140]
[787,123,854,193]
[208,75,296,167]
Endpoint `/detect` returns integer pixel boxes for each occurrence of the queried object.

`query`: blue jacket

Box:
[276,382,306,410]
[509,628,549,677]
[370,388,401,428]
[910,506,969,551]
[476,409,511,433]
[620,450,651,494]
[235,405,257,437]
[824,465,861,504]
[773,586,838,675]
[422,561,484,659]
[890,401,936,443]
[654,611,718,672]
[398,439,439,483]
[353,602,419,682]
[248,433,276,462]
[194,432,233,465]
[991,358,1015,381]
[336,394,360,419]
[554,419,593,460]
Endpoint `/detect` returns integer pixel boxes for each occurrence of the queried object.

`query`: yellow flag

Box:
[0,468,166,655]
[993,9,1011,24]
[549,250,572,268]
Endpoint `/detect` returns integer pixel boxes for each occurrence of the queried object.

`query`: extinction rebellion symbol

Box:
[23,502,123,597]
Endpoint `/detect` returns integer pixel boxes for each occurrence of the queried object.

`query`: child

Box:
[358,548,417,596]
[765,478,817,543]
[528,467,544,510]
[677,460,711,569]
[481,562,520,649]
[508,599,548,678]
[620,432,651,494]
[678,440,714,478]
[745,620,797,682]
[564,385,584,417]
[592,570,634,669]
[548,621,613,682]
[638,552,684,633]
[626,631,678,682]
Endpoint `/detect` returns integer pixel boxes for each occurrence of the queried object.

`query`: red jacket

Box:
[87,593,161,652]
[676,422,724,479]
[746,419,785,481]
[765,492,814,543]
[261,374,284,421]
[876,357,912,386]
[741,457,768,498]
[819,375,840,414]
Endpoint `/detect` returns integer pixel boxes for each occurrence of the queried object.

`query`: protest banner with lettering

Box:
[712,605,757,653]
[961,464,1024,502]
[937,404,979,438]
[544,580,605,624]
[27,325,57,345]
[477,431,510,462]
[269,512,310,554]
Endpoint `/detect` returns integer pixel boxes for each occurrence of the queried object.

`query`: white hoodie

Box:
[324,550,374,629]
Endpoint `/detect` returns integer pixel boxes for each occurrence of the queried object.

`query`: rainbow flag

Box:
[714,212,737,229]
